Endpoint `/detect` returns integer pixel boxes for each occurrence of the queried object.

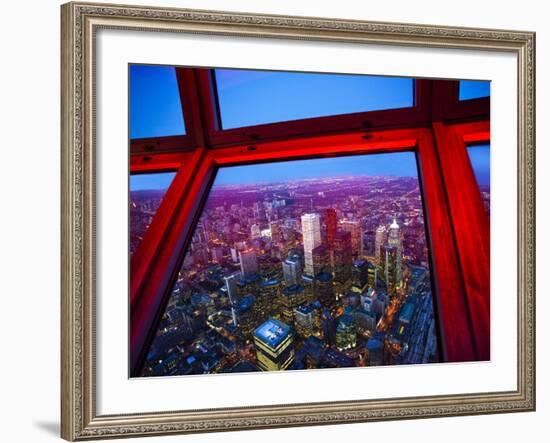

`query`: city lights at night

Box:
[132,153,442,376]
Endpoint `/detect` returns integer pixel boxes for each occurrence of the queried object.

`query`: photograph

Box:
[129,66,490,377]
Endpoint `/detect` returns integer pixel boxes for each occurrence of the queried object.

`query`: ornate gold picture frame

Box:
[61,1,535,440]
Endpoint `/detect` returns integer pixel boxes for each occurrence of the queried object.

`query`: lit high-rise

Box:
[340,219,363,258]
[253,318,295,371]
[239,249,259,276]
[301,213,322,276]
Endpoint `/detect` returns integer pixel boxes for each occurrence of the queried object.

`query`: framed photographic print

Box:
[61,1,536,440]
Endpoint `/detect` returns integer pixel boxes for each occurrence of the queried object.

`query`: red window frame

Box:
[129,67,490,376]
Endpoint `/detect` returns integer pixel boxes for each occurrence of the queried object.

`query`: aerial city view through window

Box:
[131,152,441,377]
[129,65,491,377]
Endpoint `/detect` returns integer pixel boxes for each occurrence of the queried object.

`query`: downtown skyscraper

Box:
[301,213,322,276]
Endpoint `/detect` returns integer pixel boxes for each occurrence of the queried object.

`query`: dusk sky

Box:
[129,65,185,139]
[214,69,414,129]
[467,143,490,187]
[129,65,490,191]
[459,80,491,101]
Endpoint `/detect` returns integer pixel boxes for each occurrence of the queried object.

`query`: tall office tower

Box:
[253,318,295,371]
[280,284,307,325]
[301,213,322,276]
[323,208,337,250]
[333,230,353,284]
[259,278,281,319]
[210,245,224,263]
[351,259,369,293]
[312,244,330,275]
[355,308,377,337]
[253,201,266,221]
[335,310,357,351]
[315,271,335,308]
[301,274,315,304]
[387,218,404,287]
[374,225,388,263]
[270,221,282,243]
[239,249,259,277]
[230,247,239,263]
[234,295,256,337]
[250,223,261,239]
[282,254,302,286]
[224,273,241,307]
[381,245,398,293]
[367,260,378,288]
[340,219,363,257]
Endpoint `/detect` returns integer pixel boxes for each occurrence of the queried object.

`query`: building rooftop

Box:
[253,318,292,348]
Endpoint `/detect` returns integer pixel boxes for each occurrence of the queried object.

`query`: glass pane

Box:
[467,144,490,215]
[130,172,176,257]
[459,80,490,101]
[137,152,446,377]
[129,65,186,139]
[214,69,414,129]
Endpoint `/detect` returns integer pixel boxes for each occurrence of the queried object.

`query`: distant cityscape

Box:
[130,158,443,377]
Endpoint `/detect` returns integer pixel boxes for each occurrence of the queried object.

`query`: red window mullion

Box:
[130,148,205,315]
[130,148,213,375]
[416,128,478,362]
[432,120,491,361]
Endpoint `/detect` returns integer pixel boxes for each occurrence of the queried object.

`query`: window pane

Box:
[129,65,185,139]
[130,172,176,257]
[459,80,490,101]
[467,144,490,215]
[137,152,444,377]
[214,69,414,129]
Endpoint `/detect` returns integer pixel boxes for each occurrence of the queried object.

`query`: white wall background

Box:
[0,1,546,442]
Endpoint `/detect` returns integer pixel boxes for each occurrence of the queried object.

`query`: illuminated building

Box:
[210,246,224,263]
[301,213,322,276]
[294,301,322,338]
[342,291,360,309]
[253,318,295,371]
[315,271,335,308]
[250,223,261,239]
[323,208,337,250]
[223,273,240,306]
[361,287,385,319]
[281,284,307,325]
[270,221,282,243]
[230,247,239,263]
[234,295,256,337]
[312,244,330,275]
[387,218,404,286]
[260,279,282,318]
[351,259,369,293]
[301,274,315,303]
[374,225,388,263]
[335,311,357,351]
[333,230,352,285]
[282,254,302,286]
[239,249,259,276]
[367,260,378,288]
[355,308,377,337]
[340,219,363,257]
[381,245,398,293]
